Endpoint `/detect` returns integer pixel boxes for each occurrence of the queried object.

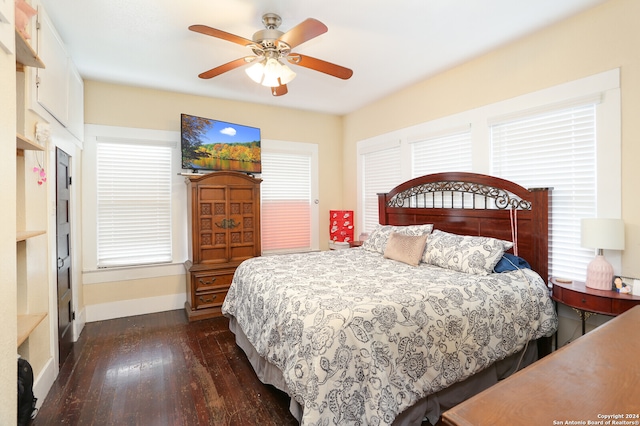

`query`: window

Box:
[96,140,172,267]
[491,103,597,280]
[358,127,472,233]
[360,144,402,234]
[411,129,472,177]
[261,140,319,253]
[356,69,621,280]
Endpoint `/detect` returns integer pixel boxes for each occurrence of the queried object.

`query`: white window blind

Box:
[491,103,597,280]
[362,145,402,234]
[261,152,313,253]
[411,130,473,177]
[96,141,172,267]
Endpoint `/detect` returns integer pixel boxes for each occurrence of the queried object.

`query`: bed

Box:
[221,172,558,425]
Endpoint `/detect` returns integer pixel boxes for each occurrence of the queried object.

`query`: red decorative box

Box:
[330,210,354,242]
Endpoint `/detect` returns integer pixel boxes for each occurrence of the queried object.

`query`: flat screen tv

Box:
[181,113,261,174]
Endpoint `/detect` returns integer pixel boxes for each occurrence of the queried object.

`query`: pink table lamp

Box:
[581,218,625,290]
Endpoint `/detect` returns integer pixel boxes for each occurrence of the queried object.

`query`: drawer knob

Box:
[199,277,217,286]
[582,298,587,304]
[199,294,218,303]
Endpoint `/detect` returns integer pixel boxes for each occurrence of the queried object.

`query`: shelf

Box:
[15,28,45,69]
[17,313,47,346]
[16,230,46,242]
[16,133,44,155]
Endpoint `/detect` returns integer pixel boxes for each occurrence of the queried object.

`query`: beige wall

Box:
[83,81,344,308]
[83,276,185,306]
[83,0,640,313]
[343,0,640,278]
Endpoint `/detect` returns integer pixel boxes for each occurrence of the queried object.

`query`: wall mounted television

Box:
[181,113,261,174]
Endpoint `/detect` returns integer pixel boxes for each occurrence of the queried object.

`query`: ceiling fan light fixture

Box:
[191,14,352,95]
[278,62,296,85]
[261,73,280,88]
[261,58,281,87]
[257,57,296,87]
[245,60,265,84]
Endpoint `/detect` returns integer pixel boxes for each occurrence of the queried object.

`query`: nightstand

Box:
[329,241,362,250]
[550,277,640,335]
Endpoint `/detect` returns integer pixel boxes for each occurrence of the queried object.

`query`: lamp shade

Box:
[581,218,625,250]
[245,61,265,84]
[261,58,281,87]
[278,63,296,85]
[581,218,624,290]
[245,56,297,88]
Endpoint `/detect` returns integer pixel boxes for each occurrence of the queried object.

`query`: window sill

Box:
[82,262,186,284]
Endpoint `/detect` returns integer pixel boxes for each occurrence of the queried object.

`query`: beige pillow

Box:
[383,232,428,266]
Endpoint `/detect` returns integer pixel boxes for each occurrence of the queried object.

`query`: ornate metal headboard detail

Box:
[386,179,533,211]
[378,172,551,282]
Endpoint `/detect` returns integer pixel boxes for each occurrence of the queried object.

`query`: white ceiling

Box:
[38,0,605,115]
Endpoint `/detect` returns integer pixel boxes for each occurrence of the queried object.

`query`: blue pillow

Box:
[493,253,531,272]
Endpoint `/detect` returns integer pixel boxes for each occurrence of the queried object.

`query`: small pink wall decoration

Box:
[15,0,37,40]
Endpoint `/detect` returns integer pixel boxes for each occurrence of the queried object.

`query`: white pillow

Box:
[423,229,513,275]
[362,224,433,254]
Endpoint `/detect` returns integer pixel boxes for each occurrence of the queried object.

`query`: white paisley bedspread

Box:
[222,248,557,426]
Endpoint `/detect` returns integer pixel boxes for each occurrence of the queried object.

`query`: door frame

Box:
[47,138,84,368]
[56,147,74,366]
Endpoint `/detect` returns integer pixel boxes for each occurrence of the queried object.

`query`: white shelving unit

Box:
[15,27,48,349]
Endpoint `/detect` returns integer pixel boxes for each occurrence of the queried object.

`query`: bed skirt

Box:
[228,316,538,425]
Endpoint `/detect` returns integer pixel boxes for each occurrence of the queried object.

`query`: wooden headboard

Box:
[378,172,551,281]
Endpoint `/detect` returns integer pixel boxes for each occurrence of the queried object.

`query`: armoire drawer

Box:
[191,270,235,292]
[193,288,229,310]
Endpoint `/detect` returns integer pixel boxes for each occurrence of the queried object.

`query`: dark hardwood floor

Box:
[34,310,441,426]
[33,310,298,425]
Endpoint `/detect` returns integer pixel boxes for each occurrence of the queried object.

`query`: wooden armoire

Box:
[184,171,262,321]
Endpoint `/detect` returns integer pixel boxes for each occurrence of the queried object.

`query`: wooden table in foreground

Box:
[442,305,640,426]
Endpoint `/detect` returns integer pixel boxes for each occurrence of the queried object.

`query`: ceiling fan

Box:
[189,13,353,96]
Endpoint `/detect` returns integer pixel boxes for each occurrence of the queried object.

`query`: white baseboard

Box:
[85,292,187,323]
[73,306,86,341]
[32,356,56,411]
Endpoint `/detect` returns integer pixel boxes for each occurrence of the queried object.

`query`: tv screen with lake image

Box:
[181,113,261,173]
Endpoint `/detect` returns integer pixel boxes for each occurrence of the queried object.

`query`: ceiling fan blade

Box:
[287,54,353,80]
[189,24,255,47]
[198,57,255,79]
[271,83,288,96]
[277,18,327,49]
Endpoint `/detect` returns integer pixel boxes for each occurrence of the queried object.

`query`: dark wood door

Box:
[56,148,73,365]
